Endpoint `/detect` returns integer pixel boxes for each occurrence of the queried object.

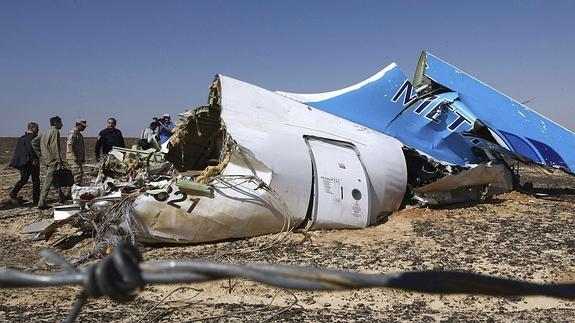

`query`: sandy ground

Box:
[0,138,574,322]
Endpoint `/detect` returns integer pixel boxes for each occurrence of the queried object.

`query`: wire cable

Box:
[1,243,573,322]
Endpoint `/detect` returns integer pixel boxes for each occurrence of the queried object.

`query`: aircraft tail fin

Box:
[416,51,575,171]
[276,63,413,134]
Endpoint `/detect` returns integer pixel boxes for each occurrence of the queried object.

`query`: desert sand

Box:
[0,138,574,322]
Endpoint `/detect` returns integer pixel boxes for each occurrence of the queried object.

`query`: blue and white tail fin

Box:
[276,63,412,134]
[418,52,575,171]
[277,52,575,172]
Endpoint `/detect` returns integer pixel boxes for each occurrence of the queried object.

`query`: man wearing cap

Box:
[158,113,175,144]
[66,119,87,187]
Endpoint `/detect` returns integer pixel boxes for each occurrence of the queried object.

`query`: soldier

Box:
[95,117,125,161]
[32,116,66,210]
[66,119,87,186]
[9,122,40,205]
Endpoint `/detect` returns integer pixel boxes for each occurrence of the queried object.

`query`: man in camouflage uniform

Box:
[66,119,87,186]
[32,116,65,210]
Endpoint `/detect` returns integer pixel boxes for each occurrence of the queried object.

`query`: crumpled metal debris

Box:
[412,164,514,206]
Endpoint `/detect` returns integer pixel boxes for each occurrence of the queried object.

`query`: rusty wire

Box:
[0,244,574,322]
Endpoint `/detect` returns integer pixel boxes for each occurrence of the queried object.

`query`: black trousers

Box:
[10,163,40,203]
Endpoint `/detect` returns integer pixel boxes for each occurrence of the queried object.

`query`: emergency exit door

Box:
[305,137,370,229]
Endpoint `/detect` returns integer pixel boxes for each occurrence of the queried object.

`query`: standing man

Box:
[95,117,125,161]
[32,116,65,210]
[9,122,41,206]
[66,119,87,186]
[139,120,160,150]
[158,113,175,144]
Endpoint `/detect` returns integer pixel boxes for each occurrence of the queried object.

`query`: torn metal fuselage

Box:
[128,75,407,243]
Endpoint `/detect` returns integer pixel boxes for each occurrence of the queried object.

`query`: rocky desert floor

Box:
[0,137,574,322]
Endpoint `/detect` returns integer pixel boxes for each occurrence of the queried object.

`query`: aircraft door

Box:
[305,137,370,229]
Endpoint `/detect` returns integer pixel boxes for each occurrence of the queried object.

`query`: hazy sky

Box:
[1,0,574,137]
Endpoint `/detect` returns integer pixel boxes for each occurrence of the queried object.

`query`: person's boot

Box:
[58,190,71,204]
[32,189,40,207]
[9,191,19,206]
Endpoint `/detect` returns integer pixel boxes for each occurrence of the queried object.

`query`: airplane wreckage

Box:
[33,51,575,250]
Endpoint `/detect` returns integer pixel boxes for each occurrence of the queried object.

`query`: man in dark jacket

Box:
[9,122,40,205]
[95,117,125,161]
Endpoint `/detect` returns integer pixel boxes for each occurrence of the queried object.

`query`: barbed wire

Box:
[1,243,573,322]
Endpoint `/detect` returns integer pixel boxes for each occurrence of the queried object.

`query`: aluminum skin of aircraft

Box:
[131,75,407,243]
[127,51,574,244]
[278,51,575,173]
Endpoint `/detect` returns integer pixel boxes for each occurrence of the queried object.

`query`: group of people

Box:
[138,113,175,150]
[9,116,127,210]
[9,114,176,210]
